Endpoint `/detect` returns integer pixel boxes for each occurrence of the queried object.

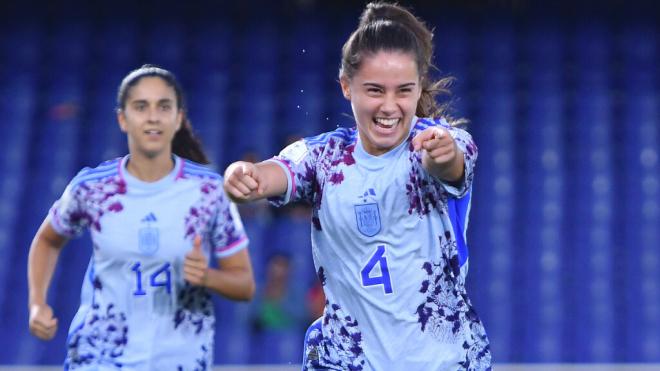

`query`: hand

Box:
[412,126,458,168]
[184,236,209,287]
[223,161,264,202]
[29,303,58,340]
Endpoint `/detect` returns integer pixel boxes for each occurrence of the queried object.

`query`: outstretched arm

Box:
[412,126,465,184]
[27,219,68,340]
[223,160,288,203]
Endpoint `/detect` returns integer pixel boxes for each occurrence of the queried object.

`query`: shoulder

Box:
[303,127,358,148]
[179,159,223,182]
[412,117,452,132]
[412,117,472,139]
[70,158,122,189]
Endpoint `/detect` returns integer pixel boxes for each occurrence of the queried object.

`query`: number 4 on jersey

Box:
[361,245,393,294]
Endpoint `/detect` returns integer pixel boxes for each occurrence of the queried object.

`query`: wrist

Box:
[29,296,46,309]
[201,267,211,288]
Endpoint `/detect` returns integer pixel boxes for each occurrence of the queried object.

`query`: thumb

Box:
[45,316,58,328]
[193,235,202,252]
[433,126,446,139]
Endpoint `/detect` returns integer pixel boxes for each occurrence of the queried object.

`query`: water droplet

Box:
[300,89,304,93]
[302,49,306,53]
[297,105,301,109]
[326,117,329,120]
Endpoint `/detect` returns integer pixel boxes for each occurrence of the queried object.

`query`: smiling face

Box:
[340,50,422,156]
[117,76,182,160]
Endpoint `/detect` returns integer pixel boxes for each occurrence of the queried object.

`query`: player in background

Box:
[27,65,255,369]
[223,2,491,370]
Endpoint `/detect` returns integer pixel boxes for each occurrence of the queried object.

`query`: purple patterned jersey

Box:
[49,155,248,370]
[269,117,491,371]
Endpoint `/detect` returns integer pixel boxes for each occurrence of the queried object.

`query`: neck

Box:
[126,152,175,182]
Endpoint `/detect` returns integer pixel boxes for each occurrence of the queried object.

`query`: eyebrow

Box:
[363,82,417,88]
[130,98,174,105]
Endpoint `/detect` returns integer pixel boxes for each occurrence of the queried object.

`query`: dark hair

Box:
[117,64,210,164]
[340,2,462,123]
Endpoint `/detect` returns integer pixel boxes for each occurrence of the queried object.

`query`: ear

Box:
[339,76,351,100]
[117,110,128,133]
[175,110,184,133]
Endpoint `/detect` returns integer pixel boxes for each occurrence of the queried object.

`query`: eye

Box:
[134,103,146,111]
[160,104,172,111]
[367,87,382,94]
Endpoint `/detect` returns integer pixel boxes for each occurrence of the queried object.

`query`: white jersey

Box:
[49,155,248,370]
[269,117,491,371]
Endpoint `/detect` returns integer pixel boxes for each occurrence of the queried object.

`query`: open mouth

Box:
[373,117,400,130]
[144,129,163,136]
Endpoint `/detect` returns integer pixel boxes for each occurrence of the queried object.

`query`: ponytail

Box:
[173,118,210,165]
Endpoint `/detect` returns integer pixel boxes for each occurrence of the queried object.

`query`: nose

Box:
[380,93,397,115]
[147,107,159,123]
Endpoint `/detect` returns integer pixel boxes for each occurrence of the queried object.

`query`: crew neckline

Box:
[353,116,417,169]
[119,154,182,191]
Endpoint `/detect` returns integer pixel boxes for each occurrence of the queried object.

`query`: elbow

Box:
[234,284,255,302]
[231,274,256,302]
[242,279,256,301]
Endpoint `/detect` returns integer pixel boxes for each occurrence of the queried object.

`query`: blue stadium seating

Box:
[0,1,658,366]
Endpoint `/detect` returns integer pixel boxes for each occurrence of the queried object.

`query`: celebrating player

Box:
[223,2,491,370]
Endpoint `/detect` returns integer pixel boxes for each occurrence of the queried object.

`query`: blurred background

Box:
[0,0,658,366]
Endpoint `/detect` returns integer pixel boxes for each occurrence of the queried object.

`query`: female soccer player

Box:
[28,65,255,369]
[223,2,491,370]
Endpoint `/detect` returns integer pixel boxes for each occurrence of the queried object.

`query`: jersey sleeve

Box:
[48,176,89,238]
[430,125,478,199]
[210,191,249,258]
[266,139,318,206]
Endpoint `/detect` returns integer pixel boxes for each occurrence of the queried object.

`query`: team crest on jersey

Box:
[138,213,160,255]
[355,189,380,237]
[354,203,381,237]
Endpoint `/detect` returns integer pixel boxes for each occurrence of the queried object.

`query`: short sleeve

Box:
[210,193,249,258]
[266,139,319,206]
[48,181,89,238]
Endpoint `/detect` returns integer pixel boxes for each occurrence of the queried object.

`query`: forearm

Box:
[253,161,288,199]
[425,147,465,183]
[203,267,255,301]
[27,222,66,308]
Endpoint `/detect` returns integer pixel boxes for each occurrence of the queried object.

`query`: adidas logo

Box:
[141,213,157,223]
[358,188,376,202]
[363,188,376,198]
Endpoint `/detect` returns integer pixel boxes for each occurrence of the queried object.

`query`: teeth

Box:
[374,118,399,128]
[146,130,160,134]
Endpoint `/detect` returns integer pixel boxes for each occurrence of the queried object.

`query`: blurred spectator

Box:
[305,280,325,321]
[250,253,304,364]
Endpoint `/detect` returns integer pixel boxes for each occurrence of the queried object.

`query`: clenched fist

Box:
[223,161,264,202]
[29,303,58,340]
[412,126,463,181]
